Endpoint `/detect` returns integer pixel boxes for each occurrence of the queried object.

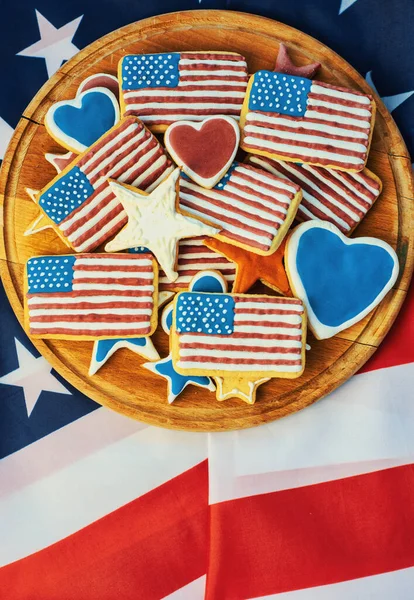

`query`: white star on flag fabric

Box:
[0,338,71,416]
[366,71,414,113]
[339,0,359,14]
[17,10,83,78]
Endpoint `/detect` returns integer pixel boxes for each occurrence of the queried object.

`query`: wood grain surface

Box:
[0,10,413,431]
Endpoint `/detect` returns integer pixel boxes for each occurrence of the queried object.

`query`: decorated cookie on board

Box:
[77,73,120,100]
[118,51,249,132]
[179,161,302,256]
[170,271,307,404]
[284,221,399,340]
[24,253,159,341]
[143,274,220,404]
[164,116,240,188]
[36,117,174,253]
[105,168,219,282]
[247,155,382,235]
[239,70,376,172]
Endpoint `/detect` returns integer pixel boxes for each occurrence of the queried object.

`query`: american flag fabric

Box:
[247,154,382,234]
[120,51,248,129]
[173,294,305,374]
[38,117,174,252]
[179,162,301,253]
[158,237,236,292]
[1,1,414,599]
[240,70,375,171]
[25,253,157,339]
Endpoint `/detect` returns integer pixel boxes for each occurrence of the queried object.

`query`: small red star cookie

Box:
[274,43,321,79]
[204,237,291,295]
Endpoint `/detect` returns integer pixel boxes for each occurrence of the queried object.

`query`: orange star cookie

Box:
[204,237,291,295]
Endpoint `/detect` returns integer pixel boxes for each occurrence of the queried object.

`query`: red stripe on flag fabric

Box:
[359,283,414,373]
[0,461,208,600]
[206,464,414,600]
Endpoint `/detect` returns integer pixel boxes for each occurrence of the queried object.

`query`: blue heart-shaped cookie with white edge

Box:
[285,221,399,340]
[44,87,120,153]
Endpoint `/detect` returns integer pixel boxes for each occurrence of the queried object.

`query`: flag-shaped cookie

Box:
[37,117,174,252]
[119,52,249,131]
[240,71,375,172]
[247,155,382,234]
[179,162,302,255]
[24,253,158,340]
[171,290,306,403]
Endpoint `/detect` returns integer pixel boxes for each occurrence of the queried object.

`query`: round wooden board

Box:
[1,10,413,431]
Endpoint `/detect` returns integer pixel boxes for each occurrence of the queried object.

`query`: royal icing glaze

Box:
[179,161,302,255]
[285,221,399,339]
[205,236,290,295]
[77,73,120,100]
[164,116,240,188]
[240,71,375,172]
[24,253,159,341]
[247,155,382,234]
[119,51,249,131]
[45,150,77,173]
[37,117,174,253]
[45,88,120,153]
[274,43,321,79]
[105,168,219,281]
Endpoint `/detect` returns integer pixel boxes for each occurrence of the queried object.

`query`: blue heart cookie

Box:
[45,88,119,153]
[285,221,399,339]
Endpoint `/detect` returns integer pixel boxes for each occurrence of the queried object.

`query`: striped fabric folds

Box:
[120,51,249,128]
[247,155,382,234]
[179,162,301,254]
[241,71,375,171]
[25,253,157,339]
[38,117,174,252]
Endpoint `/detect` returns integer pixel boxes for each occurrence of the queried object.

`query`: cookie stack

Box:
[24,49,399,404]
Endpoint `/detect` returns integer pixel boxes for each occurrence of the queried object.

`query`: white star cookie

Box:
[105,168,219,281]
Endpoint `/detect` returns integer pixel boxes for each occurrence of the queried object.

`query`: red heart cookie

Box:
[164,116,240,188]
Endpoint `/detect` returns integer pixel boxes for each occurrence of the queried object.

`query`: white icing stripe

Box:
[232,325,302,335]
[59,187,113,233]
[300,192,351,230]
[221,182,288,215]
[234,314,302,325]
[73,271,153,280]
[179,335,302,348]
[72,284,154,291]
[310,84,372,105]
[30,322,150,331]
[235,165,298,193]
[179,238,205,246]
[306,98,372,118]
[180,180,285,227]
[234,300,303,310]
[248,156,292,181]
[352,172,379,195]
[145,164,175,192]
[179,69,247,77]
[276,162,361,220]
[328,169,376,203]
[80,123,140,174]
[28,295,150,305]
[244,124,367,153]
[179,59,247,67]
[302,110,370,129]
[131,155,168,188]
[179,190,278,239]
[73,211,127,252]
[125,102,243,111]
[93,137,155,188]
[176,361,302,372]
[124,89,246,99]
[178,251,227,259]
[301,164,371,211]
[29,308,153,317]
[179,199,271,247]
[74,258,152,267]
[243,136,365,165]
[245,112,369,139]
[66,199,122,243]
[178,349,301,360]
[138,115,241,123]
[178,80,246,87]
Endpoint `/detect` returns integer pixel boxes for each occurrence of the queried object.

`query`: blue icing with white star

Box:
[176,293,235,335]
[121,53,180,90]
[39,166,94,224]
[128,246,150,254]
[27,256,75,293]
[248,71,311,116]
[214,162,238,191]
[154,357,212,398]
